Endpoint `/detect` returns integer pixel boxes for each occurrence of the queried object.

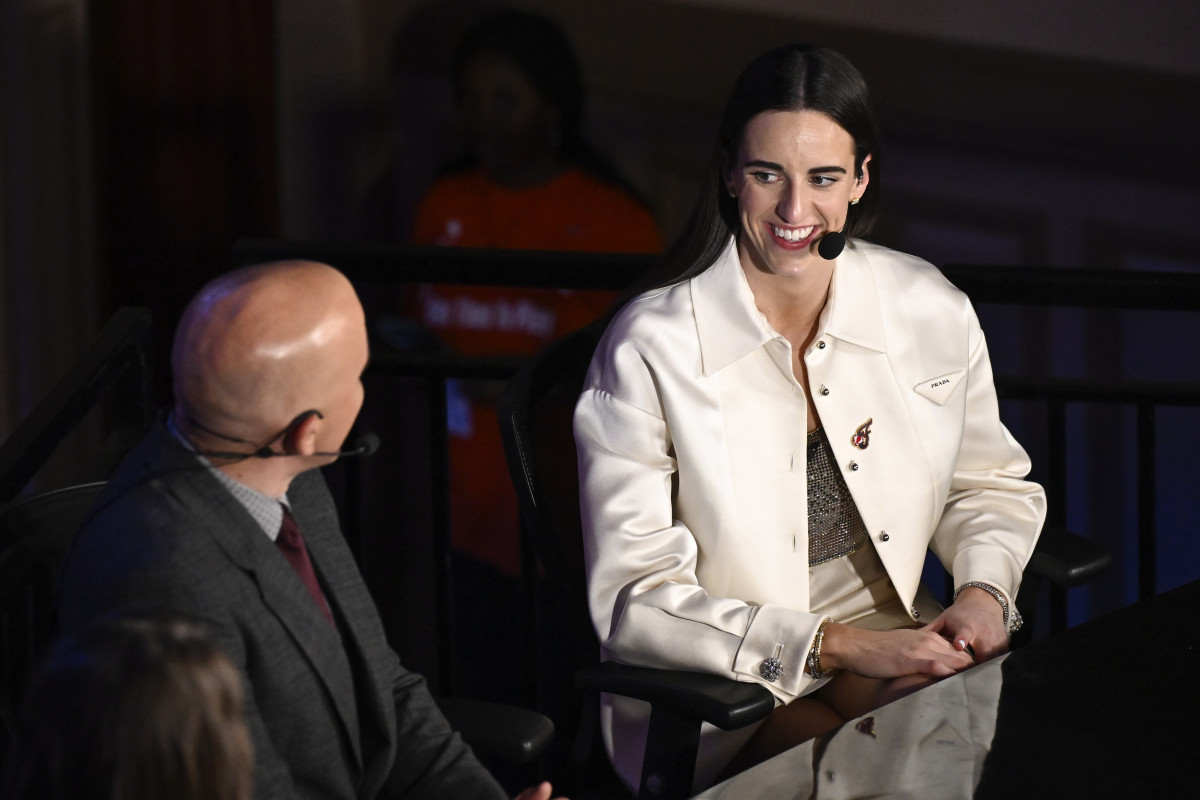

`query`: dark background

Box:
[3,0,1199,694]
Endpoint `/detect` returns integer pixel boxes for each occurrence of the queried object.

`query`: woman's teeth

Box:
[772,225,815,242]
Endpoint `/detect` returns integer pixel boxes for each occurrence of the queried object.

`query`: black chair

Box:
[498,320,1112,800]
[0,482,107,757]
[1010,523,1111,647]
[437,696,554,774]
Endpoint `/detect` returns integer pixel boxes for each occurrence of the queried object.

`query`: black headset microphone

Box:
[272,432,379,459]
[77,429,380,530]
[335,433,381,458]
[313,432,380,459]
[816,231,846,260]
[197,433,380,462]
[186,409,380,462]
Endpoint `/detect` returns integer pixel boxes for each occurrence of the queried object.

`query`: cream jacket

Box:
[574,237,1046,787]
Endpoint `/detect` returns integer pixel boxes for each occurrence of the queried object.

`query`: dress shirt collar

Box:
[691,236,887,376]
[166,412,288,540]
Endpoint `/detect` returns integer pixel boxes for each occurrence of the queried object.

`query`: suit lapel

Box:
[288,469,396,789]
[243,514,364,769]
[154,436,365,769]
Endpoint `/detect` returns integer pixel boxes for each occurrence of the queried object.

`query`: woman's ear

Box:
[720,149,738,198]
[856,153,872,196]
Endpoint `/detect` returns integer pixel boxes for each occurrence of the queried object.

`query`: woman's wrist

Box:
[954,581,1023,632]
[812,621,856,673]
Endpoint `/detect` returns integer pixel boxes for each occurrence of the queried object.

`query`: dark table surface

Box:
[698,579,1200,799]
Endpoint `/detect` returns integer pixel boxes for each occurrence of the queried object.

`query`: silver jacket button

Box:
[817,340,826,349]
[848,461,859,471]
[878,531,890,542]
[911,607,921,620]
[820,385,830,396]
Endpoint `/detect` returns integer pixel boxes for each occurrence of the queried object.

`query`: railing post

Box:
[429,376,455,694]
[1047,398,1070,631]
[1137,403,1157,601]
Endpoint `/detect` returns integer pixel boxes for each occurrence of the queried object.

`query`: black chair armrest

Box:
[436,697,555,766]
[1027,526,1112,588]
[576,661,776,731]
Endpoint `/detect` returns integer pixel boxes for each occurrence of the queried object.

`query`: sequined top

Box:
[808,428,869,566]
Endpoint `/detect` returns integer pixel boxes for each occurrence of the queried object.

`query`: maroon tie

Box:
[276,506,335,628]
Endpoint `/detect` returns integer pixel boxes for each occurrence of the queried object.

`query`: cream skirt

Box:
[809,542,943,630]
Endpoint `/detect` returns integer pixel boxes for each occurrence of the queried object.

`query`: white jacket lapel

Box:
[806,248,937,611]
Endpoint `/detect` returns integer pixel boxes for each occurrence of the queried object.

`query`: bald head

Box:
[172,261,368,449]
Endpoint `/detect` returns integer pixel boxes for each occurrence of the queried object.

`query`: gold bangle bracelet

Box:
[806,618,831,678]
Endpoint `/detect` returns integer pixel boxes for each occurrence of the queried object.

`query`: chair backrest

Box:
[0,482,106,750]
[499,321,604,639]
[497,320,617,789]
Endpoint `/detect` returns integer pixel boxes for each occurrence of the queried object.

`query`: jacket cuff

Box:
[731,605,830,700]
[951,544,1022,608]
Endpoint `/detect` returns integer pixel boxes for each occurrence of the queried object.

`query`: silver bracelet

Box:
[806,618,831,678]
[954,581,1023,633]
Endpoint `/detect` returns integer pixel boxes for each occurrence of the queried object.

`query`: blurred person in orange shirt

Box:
[407,7,662,704]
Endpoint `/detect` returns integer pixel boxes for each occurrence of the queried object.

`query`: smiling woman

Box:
[727,109,869,283]
[574,45,1046,792]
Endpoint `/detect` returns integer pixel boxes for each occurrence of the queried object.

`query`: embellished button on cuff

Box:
[759,657,783,682]
[759,642,785,682]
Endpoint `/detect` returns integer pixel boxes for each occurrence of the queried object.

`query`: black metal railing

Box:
[9,253,1191,701]
[996,377,1200,603]
[234,240,1200,688]
[943,264,1200,605]
[0,307,155,504]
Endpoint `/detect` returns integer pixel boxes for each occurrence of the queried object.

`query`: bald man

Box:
[59,262,556,800]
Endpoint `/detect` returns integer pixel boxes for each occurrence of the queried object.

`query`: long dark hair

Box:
[644,45,883,292]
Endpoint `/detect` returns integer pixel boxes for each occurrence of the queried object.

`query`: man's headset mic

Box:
[188,410,381,461]
[197,433,381,461]
[74,413,379,532]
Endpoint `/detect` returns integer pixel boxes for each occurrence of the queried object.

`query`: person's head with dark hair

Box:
[656,45,882,287]
[3,618,253,800]
[450,8,587,187]
[718,46,880,238]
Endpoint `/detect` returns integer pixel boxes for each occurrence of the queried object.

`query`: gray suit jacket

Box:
[59,421,505,800]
